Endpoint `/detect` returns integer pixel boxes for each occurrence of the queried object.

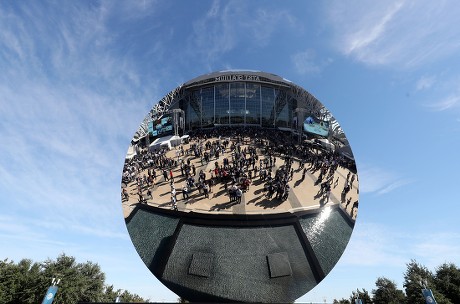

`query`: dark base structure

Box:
[125,204,354,303]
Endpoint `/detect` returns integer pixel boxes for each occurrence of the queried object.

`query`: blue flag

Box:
[422,289,437,304]
[41,286,58,304]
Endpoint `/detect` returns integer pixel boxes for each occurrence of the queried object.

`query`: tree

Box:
[39,254,106,303]
[333,299,351,304]
[402,259,453,304]
[0,254,147,303]
[434,263,460,304]
[350,288,373,304]
[372,277,405,304]
[403,259,434,304]
[0,258,47,304]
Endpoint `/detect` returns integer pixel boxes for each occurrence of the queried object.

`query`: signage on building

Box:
[215,74,260,82]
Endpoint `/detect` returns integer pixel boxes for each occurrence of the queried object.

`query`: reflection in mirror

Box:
[121,71,359,302]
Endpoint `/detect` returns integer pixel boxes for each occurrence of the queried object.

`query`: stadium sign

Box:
[215,74,260,82]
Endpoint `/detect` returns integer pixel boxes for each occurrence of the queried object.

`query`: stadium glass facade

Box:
[185,81,294,129]
[160,70,328,133]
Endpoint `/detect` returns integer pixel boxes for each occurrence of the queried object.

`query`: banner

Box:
[303,116,329,137]
[422,289,437,304]
[41,285,58,304]
[148,115,173,137]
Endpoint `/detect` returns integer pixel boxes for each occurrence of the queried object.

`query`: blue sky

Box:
[1,0,460,302]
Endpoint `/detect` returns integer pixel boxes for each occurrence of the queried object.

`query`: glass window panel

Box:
[261,86,275,127]
[201,87,214,126]
[275,90,289,128]
[245,83,260,125]
[187,96,200,130]
[230,82,245,124]
[215,83,229,124]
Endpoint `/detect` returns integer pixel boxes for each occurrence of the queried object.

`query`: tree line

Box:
[333,260,460,304]
[2,254,458,303]
[0,254,147,303]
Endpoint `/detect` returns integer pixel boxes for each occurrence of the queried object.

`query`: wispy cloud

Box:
[416,75,437,91]
[412,232,460,268]
[291,49,333,75]
[325,0,460,68]
[342,223,460,271]
[425,94,460,111]
[0,2,161,246]
[341,222,408,267]
[343,1,404,56]
[187,1,298,64]
[359,164,413,195]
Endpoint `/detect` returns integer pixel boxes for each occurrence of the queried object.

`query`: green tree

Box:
[434,263,460,304]
[333,299,351,304]
[372,277,405,304]
[403,259,454,304]
[350,288,373,304]
[403,260,434,304]
[39,254,106,303]
[0,254,147,303]
[0,258,47,304]
[99,284,147,302]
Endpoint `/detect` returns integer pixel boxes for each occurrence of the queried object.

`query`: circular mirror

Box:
[121,71,359,302]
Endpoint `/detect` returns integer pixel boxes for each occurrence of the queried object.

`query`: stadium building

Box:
[133,70,346,148]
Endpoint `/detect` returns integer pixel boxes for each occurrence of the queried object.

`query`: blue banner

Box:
[41,285,58,304]
[422,289,437,304]
[303,116,329,137]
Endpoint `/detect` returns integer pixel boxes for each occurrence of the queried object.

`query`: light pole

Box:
[41,277,60,304]
[418,277,437,304]
[115,289,123,303]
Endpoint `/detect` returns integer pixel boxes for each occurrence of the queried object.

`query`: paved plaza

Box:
[121,134,359,221]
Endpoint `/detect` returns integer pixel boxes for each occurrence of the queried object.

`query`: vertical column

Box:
[273,88,276,128]
[228,83,230,125]
[200,89,202,128]
[259,84,262,126]
[244,82,247,125]
[213,85,216,124]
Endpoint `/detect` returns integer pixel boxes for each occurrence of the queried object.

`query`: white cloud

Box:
[187,1,298,63]
[425,94,460,111]
[410,232,460,269]
[342,223,460,271]
[358,164,412,195]
[416,75,437,91]
[325,0,460,68]
[341,222,408,267]
[343,1,404,56]
[0,3,158,246]
[292,49,332,75]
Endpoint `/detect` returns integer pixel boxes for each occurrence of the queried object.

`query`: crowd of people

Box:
[121,126,358,214]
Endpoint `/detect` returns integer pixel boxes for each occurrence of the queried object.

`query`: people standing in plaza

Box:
[146,188,152,200]
[236,187,242,203]
[203,183,210,199]
[325,182,331,203]
[122,188,129,201]
[171,186,178,210]
[121,126,357,218]
[182,184,189,201]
